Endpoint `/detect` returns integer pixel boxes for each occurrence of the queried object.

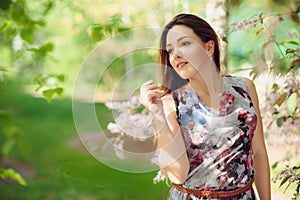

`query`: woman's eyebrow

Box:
[166,36,190,47]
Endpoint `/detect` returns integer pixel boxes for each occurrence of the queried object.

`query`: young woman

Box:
[140,13,271,199]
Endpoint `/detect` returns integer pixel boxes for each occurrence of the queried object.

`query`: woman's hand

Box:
[140,80,166,123]
[140,80,164,111]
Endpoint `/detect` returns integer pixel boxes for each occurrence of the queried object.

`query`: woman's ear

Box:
[206,40,215,54]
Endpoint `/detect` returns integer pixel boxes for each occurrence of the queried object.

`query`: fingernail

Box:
[145,80,153,84]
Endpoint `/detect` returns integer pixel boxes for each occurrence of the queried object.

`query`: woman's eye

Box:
[167,48,173,54]
[181,41,190,46]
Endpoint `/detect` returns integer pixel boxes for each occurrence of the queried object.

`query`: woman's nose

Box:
[172,48,182,59]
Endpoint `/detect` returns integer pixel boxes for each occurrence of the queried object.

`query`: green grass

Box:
[0,83,169,200]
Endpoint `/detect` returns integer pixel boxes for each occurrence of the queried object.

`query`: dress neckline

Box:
[182,76,226,116]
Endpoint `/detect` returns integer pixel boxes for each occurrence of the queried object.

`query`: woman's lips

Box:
[177,62,188,70]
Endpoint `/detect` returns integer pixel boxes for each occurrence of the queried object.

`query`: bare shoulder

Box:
[242,77,261,112]
[243,77,258,99]
[243,77,256,90]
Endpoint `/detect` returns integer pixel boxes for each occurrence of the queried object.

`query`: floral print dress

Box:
[168,76,257,200]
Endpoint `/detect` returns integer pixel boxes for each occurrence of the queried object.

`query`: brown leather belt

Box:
[171,179,254,199]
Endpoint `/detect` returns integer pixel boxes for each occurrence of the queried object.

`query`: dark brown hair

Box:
[158,13,221,92]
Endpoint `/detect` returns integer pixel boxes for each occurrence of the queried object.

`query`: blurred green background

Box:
[0,0,299,199]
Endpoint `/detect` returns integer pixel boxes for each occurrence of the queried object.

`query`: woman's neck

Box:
[189,70,223,94]
[188,70,223,112]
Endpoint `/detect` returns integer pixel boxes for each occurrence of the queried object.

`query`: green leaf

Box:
[34,19,46,27]
[280,41,299,46]
[272,83,278,90]
[27,47,39,52]
[33,73,44,85]
[28,43,54,61]
[2,138,16,156]
[256,27,264,35]
[33,50,46,61]
[4,27,17,41]
[42,0,54,15]
[0,168,27,186]
[54,87,63,95]
[271,161,278,169]
[274,93,287,107]
[134,105,145,113]
[286,48,296,55]
[56,75,65,82]
[20,27,34,43]
[40,42,54,52]
[249,68,258,80]
[33,73,46,91]
[0,20,13,32]
[43,89,56,102]
[10,0,27,25]
[286,92,298,115]
[42,87,63,102]
[279,175,292,187]
[264,131,269,138]
[11,170,27,186]
[89,24,105,41]
[276,117,284,127]
[117,27,131,39]
[14,50,23,61]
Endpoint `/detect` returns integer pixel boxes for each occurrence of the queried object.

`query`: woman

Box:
[140,14,271,200]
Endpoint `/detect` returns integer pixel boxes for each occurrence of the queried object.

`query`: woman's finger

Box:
[141,84,161,93]
[140,90,162,107]
[145,90,161,101]
[142,79,153,85]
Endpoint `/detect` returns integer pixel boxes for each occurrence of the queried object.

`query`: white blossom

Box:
[152,170,166,184]
[107,122,123,134]
[109,136,125,160]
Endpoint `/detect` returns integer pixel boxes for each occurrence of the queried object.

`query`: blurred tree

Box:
[206,0,229,72]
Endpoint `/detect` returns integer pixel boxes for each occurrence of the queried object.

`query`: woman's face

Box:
[166,25,214,80]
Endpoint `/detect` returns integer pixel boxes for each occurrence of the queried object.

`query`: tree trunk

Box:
[206,0,229,73]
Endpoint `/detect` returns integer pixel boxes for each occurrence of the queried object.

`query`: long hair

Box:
[158,13,221,92]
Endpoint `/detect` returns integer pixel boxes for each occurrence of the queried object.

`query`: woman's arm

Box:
[156,94,190,184]
[140,81,189,184]
[244,78,271,200]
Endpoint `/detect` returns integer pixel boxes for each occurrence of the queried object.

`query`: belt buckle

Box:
[201,189,212,198]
